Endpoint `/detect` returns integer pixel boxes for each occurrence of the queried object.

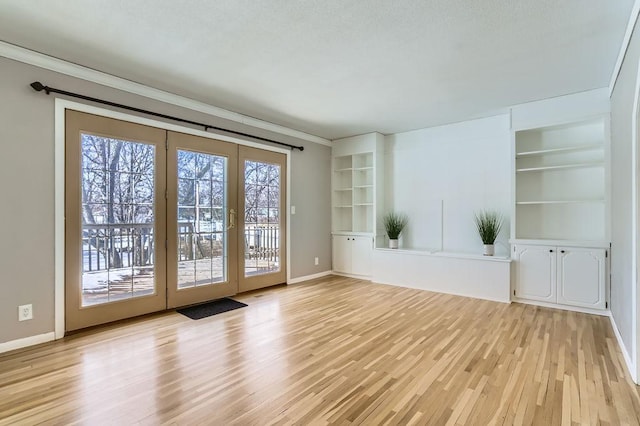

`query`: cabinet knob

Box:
[549,249,553,253]
[561,250,565,253]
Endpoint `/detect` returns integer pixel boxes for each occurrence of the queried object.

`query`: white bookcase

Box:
[331,133,384,278]
[514,118,608,241]
[333,152,375,232]
[511,115,610,312]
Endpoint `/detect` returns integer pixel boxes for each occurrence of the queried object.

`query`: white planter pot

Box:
[389,239,399,249]
[483,244,495,256]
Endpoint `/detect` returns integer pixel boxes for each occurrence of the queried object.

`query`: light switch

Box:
[291,205,296,214]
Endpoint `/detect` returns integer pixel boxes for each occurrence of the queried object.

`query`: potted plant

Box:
[474,210,503,256]
[383,212,408,249]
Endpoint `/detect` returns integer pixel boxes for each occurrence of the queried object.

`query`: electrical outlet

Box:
[314,257,319,266]
[18,304,33,321]
[291,205,296,215]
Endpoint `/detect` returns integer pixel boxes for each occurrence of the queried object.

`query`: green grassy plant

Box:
[474,210,503,244]
[383,212,408,239]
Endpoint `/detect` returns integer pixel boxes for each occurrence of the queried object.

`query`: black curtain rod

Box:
[29,81,304,151]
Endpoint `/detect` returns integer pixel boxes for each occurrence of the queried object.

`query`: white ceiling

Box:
[0,1,634,140]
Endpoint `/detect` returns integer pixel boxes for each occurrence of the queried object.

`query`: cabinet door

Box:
[557,247,606,309]
[514,245,556,302]
[332,235,352,273]
[351,236,373,276]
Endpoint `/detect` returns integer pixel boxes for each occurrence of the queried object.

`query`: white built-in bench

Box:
[372,248,511,303]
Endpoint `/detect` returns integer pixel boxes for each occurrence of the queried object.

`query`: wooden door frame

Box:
[54,99,291,338]
[65,110,168,332]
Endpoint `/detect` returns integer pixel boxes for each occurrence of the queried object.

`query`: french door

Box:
[65,111,168,331]
[166,131,238,308]
[238,146,287,292]
[65,111,286,331]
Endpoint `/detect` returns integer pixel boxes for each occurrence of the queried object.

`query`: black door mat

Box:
[177,298,247,320]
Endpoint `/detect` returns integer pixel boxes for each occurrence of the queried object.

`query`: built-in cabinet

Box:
[332,235,374,277]
[513,244,607,310]
[511,115,610,312]
[332,133,384,278]
[513,244,556,302]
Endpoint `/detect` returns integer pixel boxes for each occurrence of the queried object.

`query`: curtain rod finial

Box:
[30,81,45,92]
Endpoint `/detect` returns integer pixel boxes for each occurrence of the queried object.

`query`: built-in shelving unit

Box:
[333,152,376,233]
[511,114,610,313]
[332,133,384,278]
[514,117,608,242]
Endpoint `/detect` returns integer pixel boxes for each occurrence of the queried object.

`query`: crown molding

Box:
[0,41,332,146]
[609,0,640,96]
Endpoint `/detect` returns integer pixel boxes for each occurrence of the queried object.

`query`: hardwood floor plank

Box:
[0,276,639,425]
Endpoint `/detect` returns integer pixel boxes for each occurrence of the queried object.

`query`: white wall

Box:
[610,14,640,380]
[384,114,512,256]
[511,88,611,131]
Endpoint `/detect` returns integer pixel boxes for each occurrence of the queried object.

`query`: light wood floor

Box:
[1,276,639,425]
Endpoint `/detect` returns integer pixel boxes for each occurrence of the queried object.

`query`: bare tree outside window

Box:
[80,138,283,303]
[81,134,156,305]
[176,150,227,288]
[244,160,280,276]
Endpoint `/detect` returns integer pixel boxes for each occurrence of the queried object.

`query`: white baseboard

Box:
[512,298,610,317]
[287,270,332,284]
[0,332,55,355]
[331,271,373,280]
[609,313,638,384]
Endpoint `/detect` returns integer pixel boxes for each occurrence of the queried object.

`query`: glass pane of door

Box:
[176,150,227,288]
[243,160,281,276]
[81,135,156,306]
[166,131,238,308]
[238,146,286,293]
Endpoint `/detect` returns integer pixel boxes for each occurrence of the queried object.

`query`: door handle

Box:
[227,208,236,230]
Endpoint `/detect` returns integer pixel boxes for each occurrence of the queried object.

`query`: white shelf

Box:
[353,167,373,171]
[375,248,511,263]
[516,199,605,205]
[334,168,353,172]
[354,185,373,188]
[516,162,603,173]
[334,205,353,208]
[510,239,610,249]
[516,144,603,157]
[332,231,375,236]
[354,203,373,206]
[334,188,353,192]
